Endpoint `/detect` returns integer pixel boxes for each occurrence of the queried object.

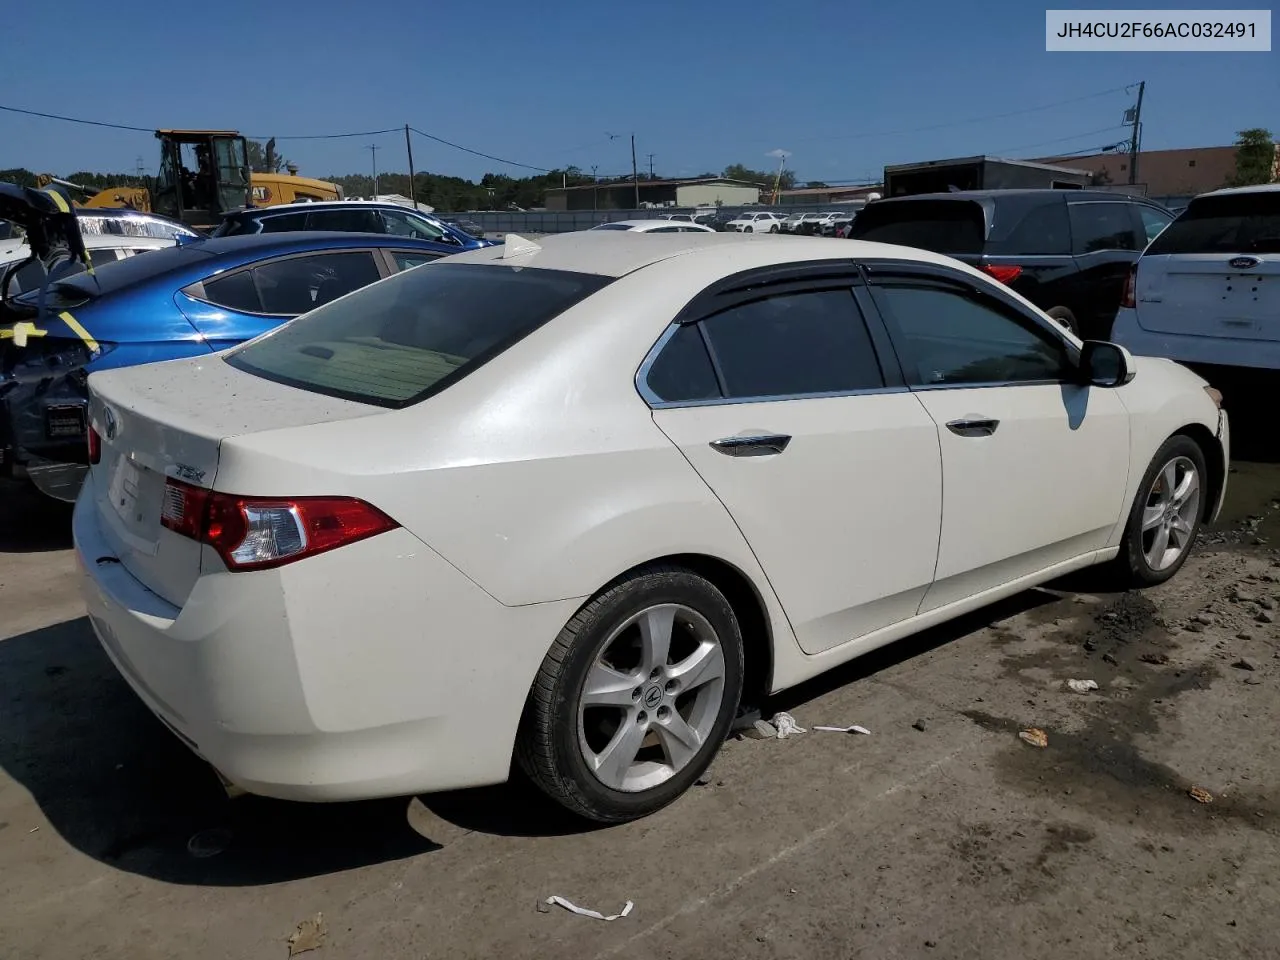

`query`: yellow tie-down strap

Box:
[0,313,98,353]
[58,311,99,353]
[0,322,48,347]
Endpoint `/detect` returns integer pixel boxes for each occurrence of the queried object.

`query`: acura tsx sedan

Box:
[75,231,1229,823]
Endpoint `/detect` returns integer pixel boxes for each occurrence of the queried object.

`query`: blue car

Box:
[1,229,457,499]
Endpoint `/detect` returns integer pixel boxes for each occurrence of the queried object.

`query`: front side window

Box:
[392,250,442,271]
[226,263,611,407]
[870,280,1069,387]
[380,209,447,241]
[1069,202,1140,254]
[1137,205,1173,244]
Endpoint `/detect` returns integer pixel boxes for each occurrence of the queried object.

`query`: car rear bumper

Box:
[1112,308,1280,372]
[74,471,582,802]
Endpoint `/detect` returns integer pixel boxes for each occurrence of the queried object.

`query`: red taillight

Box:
[981,264,1023,284]
[1120,265,1137,309]
[161,477,399,571]
[87,426,101,465]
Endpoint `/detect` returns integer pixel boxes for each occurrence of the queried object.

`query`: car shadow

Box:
[0,617,444,886]
[0,483,73,553]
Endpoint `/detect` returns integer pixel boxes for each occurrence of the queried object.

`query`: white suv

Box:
[725,211,782,233]
[1111,184,1280,371]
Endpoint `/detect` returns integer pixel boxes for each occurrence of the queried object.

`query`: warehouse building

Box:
[1034,146,1248,196]
[544,177,761,211]
[776,184,883,206]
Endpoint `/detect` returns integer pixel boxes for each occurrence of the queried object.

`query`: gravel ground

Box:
[1,376,1278,960]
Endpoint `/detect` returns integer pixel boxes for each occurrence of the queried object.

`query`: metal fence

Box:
[458,194,1196,237]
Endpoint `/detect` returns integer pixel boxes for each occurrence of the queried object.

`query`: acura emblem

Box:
[103,407,117,441]
[1229,256,1260,270]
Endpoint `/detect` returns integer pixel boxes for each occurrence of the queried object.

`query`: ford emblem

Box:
[1229,256,1259,270]
[104,407,117,441]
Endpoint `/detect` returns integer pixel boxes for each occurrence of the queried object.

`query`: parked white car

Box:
[1111,184,1279,371]
[1,234,178,295]
[725,211,782,233]
[76,231,1229,823]
[589,219,715,233]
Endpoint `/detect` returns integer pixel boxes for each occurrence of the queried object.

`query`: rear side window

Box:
[305,208,383,233]
[987,200,1071,256]
[850,200,986,254]
[259,212,309,233]
[1068,202,1140,254]
[1145,192,1280,255]
[225,263,611,408]
[202,252,382,315]
[643,288,884,403]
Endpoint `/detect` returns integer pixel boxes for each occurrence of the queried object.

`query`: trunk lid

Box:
[1135,253,1280,339]
[85,354,382,608]
[1136,190,1280,340]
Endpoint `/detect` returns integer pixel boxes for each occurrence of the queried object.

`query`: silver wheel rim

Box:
[1141,455,1200,571]
[577,603,726,793]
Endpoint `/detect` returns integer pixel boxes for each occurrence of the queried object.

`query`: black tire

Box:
[744,225,753,233]
[1046,306,1080,337]
[1112,434,1208,587]
[516,565,745,823]
[769,224,778,233]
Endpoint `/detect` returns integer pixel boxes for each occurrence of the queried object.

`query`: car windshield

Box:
[1144,192,1280,255]
[225,262,612,408]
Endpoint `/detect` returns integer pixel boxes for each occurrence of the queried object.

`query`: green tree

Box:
[1090,167,1112,187]
[1227,128,1276,187]
[247,138,288,174]
[722,163,796,191]
[1,168,38,188]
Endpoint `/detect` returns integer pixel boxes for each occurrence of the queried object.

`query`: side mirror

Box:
[1079,340,1136,387]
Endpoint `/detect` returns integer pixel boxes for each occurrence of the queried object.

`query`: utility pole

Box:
[591,164,599,211]
[404,125,418,210]
[646,153,656,178]
[368,144,379,199]
[134,156,145,184]
[631,134,639,208]
[1127,80,1145,187]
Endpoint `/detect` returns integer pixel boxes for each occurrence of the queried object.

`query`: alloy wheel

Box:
[577,603,727,793]
[1141,455,1201,571]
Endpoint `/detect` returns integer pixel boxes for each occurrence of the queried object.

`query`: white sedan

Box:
[75,231,1229,823]
[589,219,715,233]
[725,211,782,232]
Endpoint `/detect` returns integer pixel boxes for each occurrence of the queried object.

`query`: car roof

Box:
[439,230,967,278]
[226,201,437,219]
[190,231,444,255]
[83,234,175,249]
[1195,183,1280,199]
[873,189,1141,204]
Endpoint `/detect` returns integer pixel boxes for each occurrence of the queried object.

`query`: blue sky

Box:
[1,0,1275,183]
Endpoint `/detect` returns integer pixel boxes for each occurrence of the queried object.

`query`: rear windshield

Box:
[1145,192,1280,255]
[849,200,986,254]
[224,262,612,408]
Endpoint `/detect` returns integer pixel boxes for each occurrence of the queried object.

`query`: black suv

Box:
[847,190,1175,339]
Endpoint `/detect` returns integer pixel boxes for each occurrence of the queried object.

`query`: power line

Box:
[989,124,1130,157]
[409,126,550,171]
[771,85,1135,146]
[0,103,152,133]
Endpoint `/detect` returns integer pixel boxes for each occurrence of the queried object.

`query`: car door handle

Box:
[710,434,792,457]
[945,418,1000,438]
